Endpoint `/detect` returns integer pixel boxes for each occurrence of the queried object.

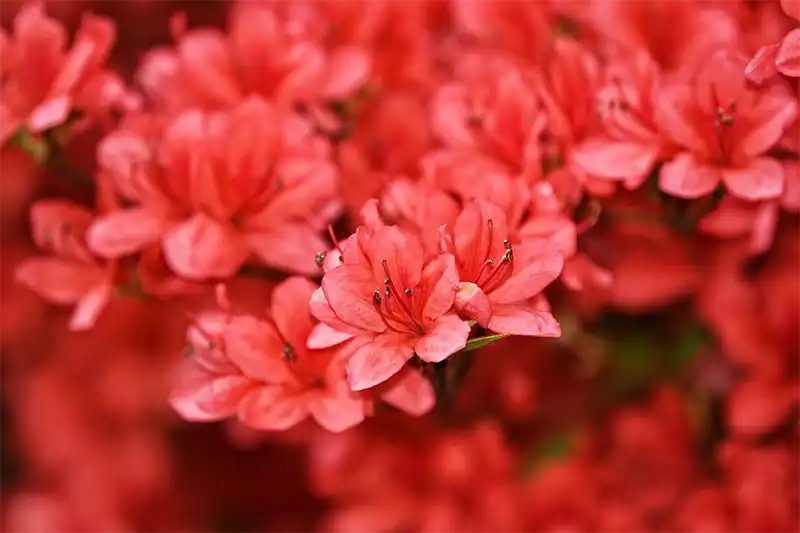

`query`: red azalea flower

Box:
[312,224,469,390]
[572,51,672,190]
[87,97,339,279]
[170,277,366,433]
[15,186,117,331]
[656,50,797,201]
[0,2,135,144]
[430,52,547,181]
[441,200,563,336]
[136,1,371,116]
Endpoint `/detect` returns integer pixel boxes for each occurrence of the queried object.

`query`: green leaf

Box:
[520,433,572,477]
[461,333,508,352]
[10,129,50,165]
[668,323,709,374]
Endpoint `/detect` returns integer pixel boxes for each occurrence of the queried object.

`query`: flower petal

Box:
[571,138,660,184]
[323,46,371,100]
[308,286,367,337]
[223,316,293,385]
[740,93,798,158]
[659,153,720,199]
[488,239,564,305]
[777,28,800,77]
[87,207,166,258]
[309,380,366,433]
[169,365,253,422]
[379,368,435,417]
[237,386,309,430]
[247,222,328,276]
[346,333,414,391]
[271,276,317,348]
[454,282,491,327]
[745,44,780,83]
[16,258,102,305]
[487,304,561,337]
[727,379,796,437]
[655,85,707,154]
[414,313,470,363]
[307,323,356,350]
[418,253,459,323]
[163,213,250,280]
[722,158,784,201]
[453,200,509,279]
[69,281,113,331]
[321,266,386,333]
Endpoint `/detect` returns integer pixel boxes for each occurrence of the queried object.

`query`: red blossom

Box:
[170,276,366,433]
[87,97,339,279]
[657,50,797,201]
[0,2,137,144]
[572,51,672,190]
[440,200,564,336]
[312,224,469,390]
[15,184,117,331]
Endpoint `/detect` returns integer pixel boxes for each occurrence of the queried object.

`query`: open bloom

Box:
[440,200,564,336]
[170,277,366,433]
[0,3,136,144]
[137,1,371,123]
[430,52,546,181]
[572,51,672,190]
[657,50,798,201]
[87,97,339,279]
[311,224,470,390]
[15,197,116,331]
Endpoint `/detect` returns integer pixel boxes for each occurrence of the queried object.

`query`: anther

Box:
[404,288,412,296]
[502,240,513,261]
[283,342,296,363]
[315,251,326,267]
[373,290,382,305]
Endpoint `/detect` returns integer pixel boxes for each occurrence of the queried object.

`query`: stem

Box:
[432,361,450,415]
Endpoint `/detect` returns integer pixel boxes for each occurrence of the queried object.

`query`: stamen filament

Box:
[328,225,343,253]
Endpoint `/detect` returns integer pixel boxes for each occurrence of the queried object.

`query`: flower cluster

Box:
[2,0,798,531]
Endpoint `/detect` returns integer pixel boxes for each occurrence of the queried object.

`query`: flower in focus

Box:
[441,200,564,336]
[311,224,470,390]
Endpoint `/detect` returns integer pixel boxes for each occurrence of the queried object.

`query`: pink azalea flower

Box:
[87,97,339,279]
[430,52,547,181]
[311,224,470,390]
[572,51,673,190]
[440,200,564,336]
[136,1,371,115]
[656,50,798,201]
[15,198,116,331]
[170,277,366,433]
[0,3,136,144]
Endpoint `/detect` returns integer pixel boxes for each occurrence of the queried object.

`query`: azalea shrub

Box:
[1,0,799,531]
